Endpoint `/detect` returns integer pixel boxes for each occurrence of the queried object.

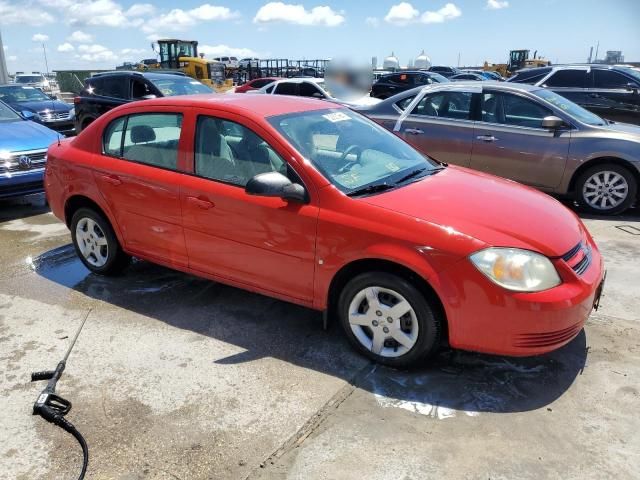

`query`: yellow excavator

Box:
[138,39,234,92]
[484,49,551,78]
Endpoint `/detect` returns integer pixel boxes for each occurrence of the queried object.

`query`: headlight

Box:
[469,248,561,292]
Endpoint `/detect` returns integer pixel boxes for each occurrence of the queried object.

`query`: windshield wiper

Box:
[346,183,396,197]
[395,168,427,184]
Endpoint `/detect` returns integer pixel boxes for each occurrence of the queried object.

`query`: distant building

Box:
[383,52,399,71]
[414,50,432,69]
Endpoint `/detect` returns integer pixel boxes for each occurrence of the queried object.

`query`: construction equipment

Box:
[484,49,551,78]
[138,39,233,92]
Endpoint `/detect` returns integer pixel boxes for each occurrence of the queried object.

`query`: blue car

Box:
[0,100,60,199]
[0,84,75,136]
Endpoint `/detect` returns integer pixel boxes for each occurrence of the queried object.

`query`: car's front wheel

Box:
[71,208,130,275]
[338,272,441,368]
[576,163,637,215]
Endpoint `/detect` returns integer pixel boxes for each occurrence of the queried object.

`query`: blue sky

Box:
[1,0,639,73]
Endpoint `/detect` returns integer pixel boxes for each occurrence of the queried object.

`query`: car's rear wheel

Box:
[338,272,441,368]
[71,208,130,275]
[576,163,636,215]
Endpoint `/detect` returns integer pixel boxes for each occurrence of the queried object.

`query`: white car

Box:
[255,77,380,107]
[239,58,260,69]
[14,74,51,92]
[213,56,239,69]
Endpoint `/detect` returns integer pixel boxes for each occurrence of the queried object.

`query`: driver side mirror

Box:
[626,82,639,94]
[49,94,58,100]
[312,92,325,98]
[21,110,36,120]
[245,171,307,203]
[541,115,565,130]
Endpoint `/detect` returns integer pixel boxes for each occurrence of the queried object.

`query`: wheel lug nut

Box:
[372,320,379,327]
[376,310,382,317]
[387,317,393,323]
[383,327,389,333]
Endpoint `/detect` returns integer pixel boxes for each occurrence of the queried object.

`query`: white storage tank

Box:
[382,52,399,70]
[415,50,431,69]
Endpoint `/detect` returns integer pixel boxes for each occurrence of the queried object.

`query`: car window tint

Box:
[593,69,635,89]
[274,82,297,95]
[195,116,286,187]
[265,85,275,93]
[395,95,416,110]
[103,116,126,156]
[131,79,153,99]
[252,79,272,88]
[96,76,128,99]
[411,91,473,120]
[299,82,322,97]
[483,92,551,128]
[508,68,551,84]
[544,70,587,88]
[121,113,182,170]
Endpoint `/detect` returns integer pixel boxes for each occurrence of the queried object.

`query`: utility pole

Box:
[42,43,50,76]
[0,29,9,84]
[594,40,600,63]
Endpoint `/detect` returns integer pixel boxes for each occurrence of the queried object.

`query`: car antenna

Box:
[31,308,92,479]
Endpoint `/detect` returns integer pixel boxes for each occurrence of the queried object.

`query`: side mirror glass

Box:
[140,94,157,100]
[626,82,639,93]
[22,110,36,120]
[312,92,324,98]
[245,171,307,203]
[541,115,565,130]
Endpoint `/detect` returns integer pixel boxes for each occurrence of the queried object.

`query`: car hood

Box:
[360,166,582,257]
[598,121,640,137]
[0,120,60,152]
[14,100,71,114]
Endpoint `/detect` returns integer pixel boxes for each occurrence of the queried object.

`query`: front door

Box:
[470,90,570,190]
[180,112,319,302]
[396,89,476,166]
[93,111,188,267]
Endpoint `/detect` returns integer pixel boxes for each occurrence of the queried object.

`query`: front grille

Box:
[40,111,71,121]
[513,322,582,348]
[0,150,47,174]
[561,240,592,276]
[0,180,44,197]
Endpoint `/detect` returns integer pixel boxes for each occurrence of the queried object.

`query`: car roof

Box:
[272,77,324,84]
[90,71,188,80]
[133,93,338,118]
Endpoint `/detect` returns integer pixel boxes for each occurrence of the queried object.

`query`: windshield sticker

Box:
[22,87,36,90]
[323,112,351,123]
[386,162,400,172]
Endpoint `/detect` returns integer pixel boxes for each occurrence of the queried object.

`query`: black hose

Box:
[57,416,89,480]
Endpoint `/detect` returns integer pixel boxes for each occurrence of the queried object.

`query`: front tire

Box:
[338,272,441,368]
[71,208,130,275]
[576,163,636,215]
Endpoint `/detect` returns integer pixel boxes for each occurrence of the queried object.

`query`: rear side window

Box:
[543,70,587,88]
[509,68,552,84]
[252,78,273,88]
[411,91,473,120]
[274,82,297,95]
[395,95,416,110]
[103,113,183,170]
[593,69,636,89]
[299,82,323,97]
[91,76,128,99]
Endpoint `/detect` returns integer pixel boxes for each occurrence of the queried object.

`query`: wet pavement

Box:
[0,194,638,479]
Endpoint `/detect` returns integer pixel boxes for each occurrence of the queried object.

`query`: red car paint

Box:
[234,77,281,93]
[45,94,604,357]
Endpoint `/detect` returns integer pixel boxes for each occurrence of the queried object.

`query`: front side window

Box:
[103,113,182,169]
[593,69,636,89]
[299,82,323,98]
[544,70,587,88]
[268,108,441,194]
[482,92,551,128]
[195,116,286,187]
[274,82,297,95]
[411,91,473,120]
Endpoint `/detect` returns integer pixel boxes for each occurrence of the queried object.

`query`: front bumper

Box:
[439,237,605,356]
[0,169,45,198]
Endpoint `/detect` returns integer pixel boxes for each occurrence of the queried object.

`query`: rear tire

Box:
[338,272,441,368]
[70,208,130,275]
[575,163,636,215]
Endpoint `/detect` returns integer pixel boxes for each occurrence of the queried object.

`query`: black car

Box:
[371,71,449,99]
[450,73,486,81]
[508,65,640,125]
[0,84,75,135]
[74,71,213,133]
[428,66,461,78]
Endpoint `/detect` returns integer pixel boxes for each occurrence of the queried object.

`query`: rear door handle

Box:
[187,196,214,209]
[405,128,424,135]
[476,135,498,142]
[101,174,122,186]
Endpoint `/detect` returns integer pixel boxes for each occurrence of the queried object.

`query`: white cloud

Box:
[126,3,155,16]
[365,16,379,27]
[119,48,147,59]
[7,55,18,62]
[65,0,135,27]
[143,4,238,33]
[32,33,50,42]
[0,0,55,26]
[384,2,419,25]
[421,3,461,23]
[67,31,94,43]
[384,2,461,25]
[486,0,509,9]
[253,2,345,27]
[146,33,163,42]
[77,43,118,62]
[57,43,75,52]
[199,44,261,58]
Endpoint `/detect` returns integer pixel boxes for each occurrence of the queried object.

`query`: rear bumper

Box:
[0,169,45,198]
[439,239,605,356]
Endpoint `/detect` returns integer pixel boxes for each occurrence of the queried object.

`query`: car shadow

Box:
[0,194,49,222]
[33,243,590,416]
[561,200,640,223]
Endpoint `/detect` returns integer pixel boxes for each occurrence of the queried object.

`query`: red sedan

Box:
[234,77,281,93]
[44,94,605,367]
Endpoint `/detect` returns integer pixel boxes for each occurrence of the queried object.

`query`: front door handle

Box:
[101,174,122,186]
[405,128,424,135]
[186,196,214,209]
[476,135,498,142]
[589,93,600,98]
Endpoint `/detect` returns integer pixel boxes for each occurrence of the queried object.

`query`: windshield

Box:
[15,76,43,84]
[622,67,640,83]
[149,77,213,96]
[534,88,606,126]
[0,101,21,122]
[429,72,450,83]
[0,86,50,103]
[268,108,440,194]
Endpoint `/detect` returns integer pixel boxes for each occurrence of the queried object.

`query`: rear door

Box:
[395,88,477,166]
[93,110,188,267]
[470,89,570,190]
[588,68,640,123]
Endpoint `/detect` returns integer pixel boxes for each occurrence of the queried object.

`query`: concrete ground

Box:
[0,194,638,480]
